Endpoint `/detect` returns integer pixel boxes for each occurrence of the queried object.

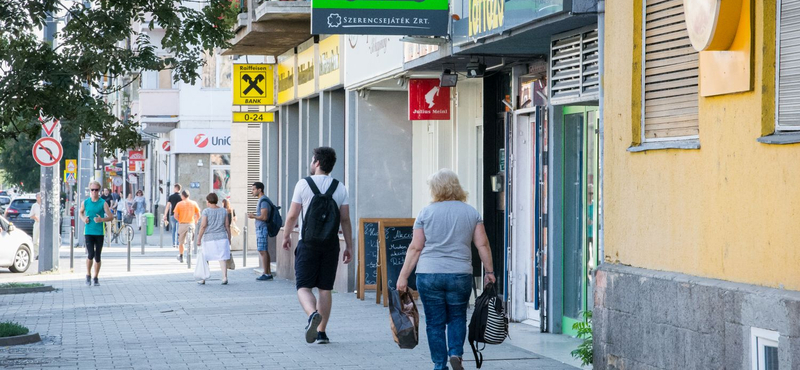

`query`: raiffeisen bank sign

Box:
[170,129,231,154]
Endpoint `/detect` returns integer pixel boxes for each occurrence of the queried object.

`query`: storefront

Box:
[168,128,232,205]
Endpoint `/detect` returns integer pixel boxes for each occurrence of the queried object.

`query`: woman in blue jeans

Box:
[397,169,496,370]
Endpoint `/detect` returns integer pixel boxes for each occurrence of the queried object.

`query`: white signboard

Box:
[169,129,231,154]
[344,35,405,89]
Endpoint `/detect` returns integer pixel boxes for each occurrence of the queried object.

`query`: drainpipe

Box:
[597,0,606,269]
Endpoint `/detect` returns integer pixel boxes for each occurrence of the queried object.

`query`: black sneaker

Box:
[256,274,273,281]
[85,275,91,286]
[177,255,183,263]
[305,311,321,343]
[315,332,330,344]
[449,356,464,370]
[92,278,100,287]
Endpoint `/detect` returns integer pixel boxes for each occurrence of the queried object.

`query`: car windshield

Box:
[10,199,35,211]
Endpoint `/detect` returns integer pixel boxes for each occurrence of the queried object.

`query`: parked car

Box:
[0,196,10,214]
[4,195,37,235]
[0,215,33,273]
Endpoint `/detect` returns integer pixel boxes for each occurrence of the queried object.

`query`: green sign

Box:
[499,148,505,171]
[311,0,449,36]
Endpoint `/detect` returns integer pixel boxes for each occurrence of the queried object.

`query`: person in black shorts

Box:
[282,147,353,345]
[79,181,115,286]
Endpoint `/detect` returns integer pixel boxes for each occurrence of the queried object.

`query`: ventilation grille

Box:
[643,0,699,140]
[550,27,600,104]
[246,122,262,213]
[777,0,800,131]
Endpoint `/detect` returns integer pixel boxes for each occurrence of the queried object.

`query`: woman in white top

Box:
[196,193,231,285]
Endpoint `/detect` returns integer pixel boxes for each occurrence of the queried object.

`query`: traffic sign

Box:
[232,112,275,123]
[32,137,63,167]
[38,110,60,137]
[233,64,274,105]
[162,141,171,152]
[64,172,76,185]
[65,159,77,173]
[113,176,123,186]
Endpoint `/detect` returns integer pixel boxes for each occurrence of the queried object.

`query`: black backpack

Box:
[468,282,509,369]
[301,177,341,245]
[259,196,283,238]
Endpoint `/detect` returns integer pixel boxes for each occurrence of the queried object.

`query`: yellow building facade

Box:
[595,0,800,368]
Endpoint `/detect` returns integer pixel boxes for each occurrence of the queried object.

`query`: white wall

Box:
[412,79,483,216]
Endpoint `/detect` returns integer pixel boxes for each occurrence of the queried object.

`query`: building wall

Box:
[175,154,212,206]
[604,0,800,290]
[229,121,250,251]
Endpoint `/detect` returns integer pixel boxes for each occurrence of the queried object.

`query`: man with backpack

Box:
[248,182,278,281]
[281,147,352,345]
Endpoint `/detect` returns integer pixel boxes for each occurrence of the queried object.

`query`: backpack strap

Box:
[324,179,339,197]
[305,177,322,195]
[470,340,484,369]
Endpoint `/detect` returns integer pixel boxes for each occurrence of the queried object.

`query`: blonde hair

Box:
[88,180,101,190]
[428,169,468,203]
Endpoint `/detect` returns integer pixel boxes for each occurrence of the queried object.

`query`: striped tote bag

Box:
[468,282,509,368]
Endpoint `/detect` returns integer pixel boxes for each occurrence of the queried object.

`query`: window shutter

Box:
[777,0,800,131]
[550,27,600,104]
[643,0,699,140]
[246,122,262,213]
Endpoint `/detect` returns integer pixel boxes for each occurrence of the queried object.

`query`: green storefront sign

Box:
[311,0,449,36]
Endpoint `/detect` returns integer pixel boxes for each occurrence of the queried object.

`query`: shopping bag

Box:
[388,288,419,349]
[193,252,211,281]
[226,256,235,270]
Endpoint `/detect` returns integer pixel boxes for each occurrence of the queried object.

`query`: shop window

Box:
[641,1,699,141]
[775,0,800,132]
[750,327,779,370]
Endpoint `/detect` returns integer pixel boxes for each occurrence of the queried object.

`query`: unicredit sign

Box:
[170,129,231,154]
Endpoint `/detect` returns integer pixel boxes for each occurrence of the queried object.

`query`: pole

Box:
[140,214,145,255]
[159,216,164,248]
[69,226,74,270]
[127,232,131,272]
[242,224,247,268]
[38,12,60,273]
[187,227,192,270]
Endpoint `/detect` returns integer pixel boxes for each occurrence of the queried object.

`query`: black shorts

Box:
[294,239,340,291]
[85,235,104,262]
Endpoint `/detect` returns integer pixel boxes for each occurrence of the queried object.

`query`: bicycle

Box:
[109,218,134,245]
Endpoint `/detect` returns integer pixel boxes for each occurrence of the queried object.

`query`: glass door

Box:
[561,106,599,336]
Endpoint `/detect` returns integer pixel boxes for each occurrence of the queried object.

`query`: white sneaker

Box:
[197,280,205,285]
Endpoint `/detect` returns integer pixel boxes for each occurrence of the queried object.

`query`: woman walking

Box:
[133,190,146,230]
[396,169,495,370]
[79,180,115,286]
[196,193,231,285]
[221,198,235,227]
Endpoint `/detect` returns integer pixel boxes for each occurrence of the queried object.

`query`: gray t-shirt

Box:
[201,207,228,242]
[414,201,483,275]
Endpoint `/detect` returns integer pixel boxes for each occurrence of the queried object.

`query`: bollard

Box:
[141,216,146,255]
[127,231,131,272]
[242,225,247,268]
[187,228,192,270]
[159,216,163,248]
[69,226,74,270]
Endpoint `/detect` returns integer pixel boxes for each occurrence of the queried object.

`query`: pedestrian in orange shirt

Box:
[173,190,201,263]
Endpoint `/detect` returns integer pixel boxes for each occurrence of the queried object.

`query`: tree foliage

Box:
[0,0,238,154]
[0,122,80,192]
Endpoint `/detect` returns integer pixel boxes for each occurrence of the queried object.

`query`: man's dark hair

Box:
[174,183,182,191]
[313,147,337,174]
[181,190,190,198]
[253,182,264,193]
[206,192,218,204]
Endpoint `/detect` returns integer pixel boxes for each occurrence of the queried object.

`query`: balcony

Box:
[138,89,179,134]
[223,0,311,56]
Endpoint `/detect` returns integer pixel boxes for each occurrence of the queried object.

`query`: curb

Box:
[0,286,55,295]
[0,333,41,346]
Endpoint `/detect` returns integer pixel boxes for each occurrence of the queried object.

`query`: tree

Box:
[0,0,238,154]
[0,121,80,193]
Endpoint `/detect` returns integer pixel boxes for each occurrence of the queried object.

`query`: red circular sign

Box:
[32,137,63,167]
[194,134,208,148]
[162,141,171,152]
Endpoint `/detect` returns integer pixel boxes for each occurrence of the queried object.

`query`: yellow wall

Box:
[604,0,800,290]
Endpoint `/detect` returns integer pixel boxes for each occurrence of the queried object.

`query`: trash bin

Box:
[145,213,155,236]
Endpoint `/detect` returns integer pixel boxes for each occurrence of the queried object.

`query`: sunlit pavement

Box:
[0,230,580,369]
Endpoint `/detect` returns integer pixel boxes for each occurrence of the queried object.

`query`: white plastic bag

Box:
[193,252,211,281]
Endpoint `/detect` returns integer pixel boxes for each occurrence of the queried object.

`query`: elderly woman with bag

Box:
[196,193,231,285]
[397,169,496,370]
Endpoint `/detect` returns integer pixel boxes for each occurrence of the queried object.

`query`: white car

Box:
[0,215,33,273]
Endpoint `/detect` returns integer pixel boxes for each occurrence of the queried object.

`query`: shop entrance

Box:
[560,105,599,336]
[509,108,543,327]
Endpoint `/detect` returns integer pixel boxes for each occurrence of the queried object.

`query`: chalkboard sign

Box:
[357,219,381,300]
[379,219,416,307]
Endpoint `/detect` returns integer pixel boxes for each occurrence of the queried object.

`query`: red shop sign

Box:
[408,79,450,121]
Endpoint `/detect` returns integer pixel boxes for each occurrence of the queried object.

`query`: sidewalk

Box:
[0,231,584,369]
